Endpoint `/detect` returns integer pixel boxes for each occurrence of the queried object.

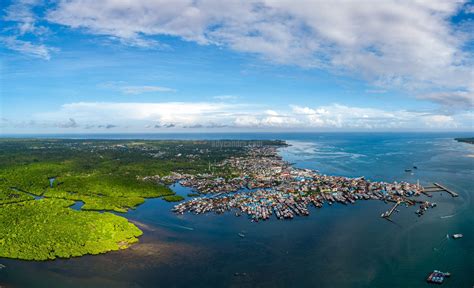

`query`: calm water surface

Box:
[0,133,473,287]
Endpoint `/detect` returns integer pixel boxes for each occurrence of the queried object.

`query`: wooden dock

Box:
[423,183,458,197]
[381,201,401,218]
[433,183,458,197]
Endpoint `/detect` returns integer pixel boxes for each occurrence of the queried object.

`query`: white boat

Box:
[452,234,463,239]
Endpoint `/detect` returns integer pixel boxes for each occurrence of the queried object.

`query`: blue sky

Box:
[1,0,473,133]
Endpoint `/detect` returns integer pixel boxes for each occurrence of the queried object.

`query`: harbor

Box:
[161,144,456,222]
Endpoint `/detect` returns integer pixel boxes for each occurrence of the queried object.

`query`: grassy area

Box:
[162,195,185,202]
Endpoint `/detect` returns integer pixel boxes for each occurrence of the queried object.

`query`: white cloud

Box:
[213,95,239,100]
[0,36,56,60]
[45,0,473,96]
[417,91,474,109]
[2,0,55,59]
[100,82,176,94]
[4,0,43,35]
[120,85,176,94]
[35,102,237,127]
[421,115,457,128]
[290,104,447,129]
[14,101,469,131]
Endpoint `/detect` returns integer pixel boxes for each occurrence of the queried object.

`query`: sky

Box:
[1,0,473,133]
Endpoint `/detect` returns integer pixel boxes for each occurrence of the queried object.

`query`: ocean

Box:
[0,132,472,287]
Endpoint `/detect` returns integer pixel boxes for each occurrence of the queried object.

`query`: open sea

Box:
[0,132,473,287]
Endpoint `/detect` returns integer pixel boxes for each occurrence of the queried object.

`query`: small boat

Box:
[426,270,450,284]
[238,232,245,238]
[452,234,463,239]
[413,166,418,169]
[405,169,412,172]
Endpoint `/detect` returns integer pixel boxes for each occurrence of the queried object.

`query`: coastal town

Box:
[144,143,448,222]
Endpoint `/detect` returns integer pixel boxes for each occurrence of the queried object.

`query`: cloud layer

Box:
[2,0,473,133]
[45,0,473,95]
[2,101,466,132]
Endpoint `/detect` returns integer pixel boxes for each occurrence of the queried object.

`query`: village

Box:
[144,144,447,222]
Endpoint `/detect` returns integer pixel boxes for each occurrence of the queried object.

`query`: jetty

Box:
[381,200,401,219]
[423,183,458,197]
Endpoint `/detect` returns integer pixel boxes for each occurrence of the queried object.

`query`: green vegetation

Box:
[455,137,474,144]
[44,174,173,212]
[0,199,141,260]
[162,195,185,202]
[0,186,34,205]
[0,139,282,260]
[187,193,200,197]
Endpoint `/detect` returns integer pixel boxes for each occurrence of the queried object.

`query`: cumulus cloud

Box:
[44,0,473,94]
[3,0,472,110]
[421,115,458,128]
[417,91,474,109]
[292,104,404,129]
[35,102,240,127]
[13,101,468,131]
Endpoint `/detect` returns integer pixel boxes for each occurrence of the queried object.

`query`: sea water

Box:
[0,133,472,287]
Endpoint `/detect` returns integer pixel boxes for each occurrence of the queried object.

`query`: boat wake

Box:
[156,221,195,231]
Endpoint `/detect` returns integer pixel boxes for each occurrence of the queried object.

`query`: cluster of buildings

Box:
[168,145,432,221]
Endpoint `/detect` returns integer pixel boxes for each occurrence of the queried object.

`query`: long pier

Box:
[433,183,458,197]
[423,183,458,197]
[381,201,401,219]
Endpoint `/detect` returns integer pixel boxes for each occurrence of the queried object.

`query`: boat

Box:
[405,169,412,172]
[426,270,450,284]
[452,234,463,239]
[238,232,245,238]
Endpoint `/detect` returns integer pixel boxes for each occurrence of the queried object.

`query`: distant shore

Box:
[455,137,474,144]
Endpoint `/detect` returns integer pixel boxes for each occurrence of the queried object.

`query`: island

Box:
[455,137,474,144]
[0,138,454,260]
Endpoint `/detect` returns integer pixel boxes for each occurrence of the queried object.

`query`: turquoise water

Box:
[0,133,472,287]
